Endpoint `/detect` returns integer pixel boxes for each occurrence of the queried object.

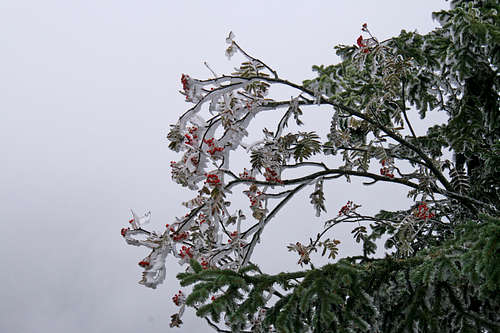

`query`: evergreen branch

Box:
[442,283,500,330]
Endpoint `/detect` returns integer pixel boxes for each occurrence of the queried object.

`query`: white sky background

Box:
[0,1,448,332]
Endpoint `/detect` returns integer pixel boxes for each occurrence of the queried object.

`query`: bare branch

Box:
[282,162,329,170]
[242,183,308,266]
[232,41,278,79]
[401,79,417,139]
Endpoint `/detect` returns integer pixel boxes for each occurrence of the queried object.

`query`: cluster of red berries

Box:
[172,231,189,242]
[208,146,223,155]
[249,197,260,207]
[379,160,394,178]
[166,224,189,241]
[205,173,221,185]
[357,24,370,54]
[239,168,255,180]
[183,126,199,146]
[197,213,207,225]
[264,167,282,184]
[200,258,209,269]
[172,290,184,306]
[380,167,394,178]
[138,260,150,268]
[204,138,224,155]
[416,202,435,220]
[184,133,195,146]
[246,190,262,208]
[121,228,128,237]
[204,138,215,146]
[181,74,189,91]
[357,36,367,48]
[356,36,370,53]
[338,200,354,216]
[190,156,199,166]
[181,74,192,101]
[179,246,193,259]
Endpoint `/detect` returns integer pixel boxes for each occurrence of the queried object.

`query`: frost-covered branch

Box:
[122,17,500,331]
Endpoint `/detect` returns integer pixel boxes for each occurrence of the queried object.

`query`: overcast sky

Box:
[1,1,447,332]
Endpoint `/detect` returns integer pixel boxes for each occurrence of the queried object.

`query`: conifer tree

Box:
[122,0,499,331]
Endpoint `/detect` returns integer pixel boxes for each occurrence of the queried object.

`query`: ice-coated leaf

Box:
[139,241,172,289]
[225,31,235,44]
[129,210,151,230]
